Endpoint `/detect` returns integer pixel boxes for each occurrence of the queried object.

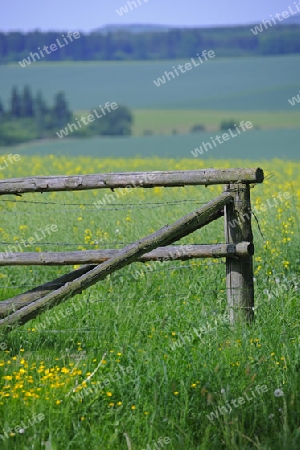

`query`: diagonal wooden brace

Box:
[0,192,232,329]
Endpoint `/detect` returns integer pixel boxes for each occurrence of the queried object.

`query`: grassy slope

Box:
[0,157,299,450]
[132,110,300,135]
[3,55,300,150]
[75,109,300,135]
[2,55,300,111]
[3,128,300,160]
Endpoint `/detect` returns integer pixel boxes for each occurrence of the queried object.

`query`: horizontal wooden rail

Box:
[0,168,264,195]
[0,241,253,318]
[0,192,232,327]
[0,243,254,265]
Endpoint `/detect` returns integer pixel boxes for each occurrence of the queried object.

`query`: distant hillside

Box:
[96,24,173,34]
[6,129,300,161]
[1,25,300,64]
[283,13,300,25]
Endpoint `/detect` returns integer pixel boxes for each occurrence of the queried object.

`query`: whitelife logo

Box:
[206,385,268,422]
[0,224,58,260]
[116,0,149,16]
[191,121,253,158]
[227,191,291,230]
[0,413,45,441]
[56,102,118,139]
[250,2,300,35]
[153,50,215,87]
[142,436,172,450]
[288,90,300,106]
[0,154,21,171]
[71,365,133,402]
[169,314,228,351]
[34,295,99,331]
[18,32,81,67]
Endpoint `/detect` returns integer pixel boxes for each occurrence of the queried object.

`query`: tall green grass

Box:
[0,157,299,449]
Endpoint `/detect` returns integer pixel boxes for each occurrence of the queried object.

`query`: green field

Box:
[0,156,299,450]
[71,108,300,136]
[2,55,300,111]
[2,55,300,152]
[3,128,299,160]
[131,110,300,135]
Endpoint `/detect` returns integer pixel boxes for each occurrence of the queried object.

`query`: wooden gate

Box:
[0,167,264,329]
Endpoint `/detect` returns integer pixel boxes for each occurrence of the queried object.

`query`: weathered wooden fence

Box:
[0,167,264,329]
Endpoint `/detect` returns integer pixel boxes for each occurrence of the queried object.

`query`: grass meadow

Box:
[0,156,299,449]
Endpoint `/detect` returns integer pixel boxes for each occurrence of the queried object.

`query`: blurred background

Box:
[0,0,299,159]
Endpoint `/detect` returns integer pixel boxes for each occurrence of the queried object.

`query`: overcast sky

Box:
[0,0,298,32]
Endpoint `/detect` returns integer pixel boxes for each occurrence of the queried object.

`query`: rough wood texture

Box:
[0,193,232,328]
[0,168,264,195]
[224,184,254,324]
[0,242,254,266]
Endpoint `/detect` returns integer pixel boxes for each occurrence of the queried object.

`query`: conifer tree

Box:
[10,86,21,118]
[21,85,34,117]
[51,92,71,128]
[34,90,48,137]
[0,96,5,121]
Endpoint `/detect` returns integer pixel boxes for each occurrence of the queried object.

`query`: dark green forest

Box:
[0,86,133,145]
[1,25,300,63]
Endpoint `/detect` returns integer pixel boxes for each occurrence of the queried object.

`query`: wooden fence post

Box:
[224,184,254,324]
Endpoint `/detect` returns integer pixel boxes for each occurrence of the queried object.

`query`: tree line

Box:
[0,87,133,146]
[1,25,300,64]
